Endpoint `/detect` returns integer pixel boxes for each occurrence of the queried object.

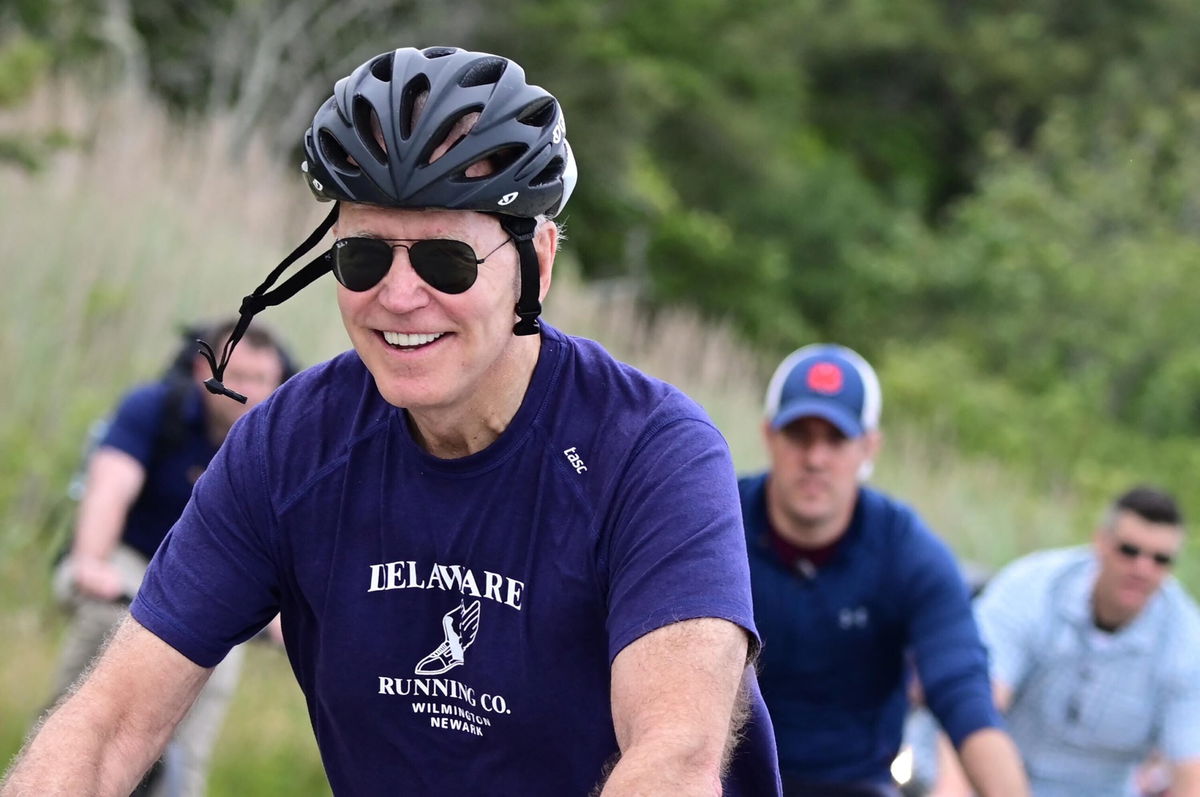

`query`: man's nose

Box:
[376,251,432,313]
[799,438,833,467]
[1132,554,1161,577]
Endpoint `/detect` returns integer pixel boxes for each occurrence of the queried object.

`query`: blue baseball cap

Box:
[763,344,882,438]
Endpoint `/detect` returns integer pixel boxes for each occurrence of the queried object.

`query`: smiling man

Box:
[972,486,1200,797]
[740,344,1028,797]
[1,46,780,797]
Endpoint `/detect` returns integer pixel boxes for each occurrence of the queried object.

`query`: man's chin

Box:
[1116,588,1153,614]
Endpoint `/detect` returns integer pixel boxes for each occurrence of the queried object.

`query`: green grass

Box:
[0,84,1126,792]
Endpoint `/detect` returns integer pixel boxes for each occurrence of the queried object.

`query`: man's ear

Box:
[534,220,558,301]
[857,429,883,483]
[761,419,775,447]
[865,429,884,460]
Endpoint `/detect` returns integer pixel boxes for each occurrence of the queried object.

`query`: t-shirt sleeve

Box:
[973,559,1039,693]
[601,416,758,663]
[130,406,281,667]
[100,384,167,466]
[901,526,1002,747]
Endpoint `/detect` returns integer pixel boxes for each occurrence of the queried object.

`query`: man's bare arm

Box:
[991,680,1013,713]
[69,448,146,600]
[599,617,750,797]
[927,680,1023,797]
[1171,758,1200,797]
[1,616,211,796]
[955,726,1030,797]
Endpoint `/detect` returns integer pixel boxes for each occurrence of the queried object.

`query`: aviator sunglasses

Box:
[330,235,514,294]
[1113,539,1176,567]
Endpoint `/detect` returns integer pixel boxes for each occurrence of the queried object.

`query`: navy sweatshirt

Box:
[740,474,1000,785]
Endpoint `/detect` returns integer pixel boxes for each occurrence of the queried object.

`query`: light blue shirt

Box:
[976,547,1200,797]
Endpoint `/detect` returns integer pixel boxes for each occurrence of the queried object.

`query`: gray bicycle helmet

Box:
[199,47,575,402]
[302,46,576,220]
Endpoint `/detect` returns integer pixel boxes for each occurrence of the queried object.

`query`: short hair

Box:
[1103,485,1184,531]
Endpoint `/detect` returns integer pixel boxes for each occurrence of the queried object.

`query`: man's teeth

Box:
[383,331,445,347]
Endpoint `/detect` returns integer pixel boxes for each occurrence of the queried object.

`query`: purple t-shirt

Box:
[132,324,781,796]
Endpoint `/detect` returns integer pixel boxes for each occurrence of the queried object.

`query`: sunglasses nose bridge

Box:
[375,244,435,307]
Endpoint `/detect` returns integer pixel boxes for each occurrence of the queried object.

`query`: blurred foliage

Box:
[0,30,55,169]
[4,0,1200,497]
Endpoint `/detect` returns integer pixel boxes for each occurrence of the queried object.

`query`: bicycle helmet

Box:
[200,47,576,402]
[303,46,576,220]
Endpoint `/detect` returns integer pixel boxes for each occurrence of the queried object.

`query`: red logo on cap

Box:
[807,362,844,394]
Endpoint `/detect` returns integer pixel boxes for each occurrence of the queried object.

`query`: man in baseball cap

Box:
[741,344,1029,797]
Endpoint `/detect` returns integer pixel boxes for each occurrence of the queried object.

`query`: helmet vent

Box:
[459,145,527,180]
[352,97,387,164]
[399,75,430,139]
[421,106,483,166]
[517,98,557,128]
[369,52,394,82]
[318,129,361,175]
[530,156,564,187]
[422,47,457,59]
[458,57,507,88]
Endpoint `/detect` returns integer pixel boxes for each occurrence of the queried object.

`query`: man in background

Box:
[48,319,291,796]
[971,486,1200,797]
[741,343,1028,797]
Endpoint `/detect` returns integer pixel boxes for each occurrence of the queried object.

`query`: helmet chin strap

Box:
[199,204,340,402]
[497,216,542,336]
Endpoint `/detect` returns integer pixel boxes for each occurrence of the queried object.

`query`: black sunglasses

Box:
[330,236,513,294]
[1114,539,1175,567]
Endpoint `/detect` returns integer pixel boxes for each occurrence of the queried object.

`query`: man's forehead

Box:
[1111,509,1183,540]
[338,204,498,236]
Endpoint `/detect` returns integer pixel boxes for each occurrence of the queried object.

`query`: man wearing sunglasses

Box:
[1,46,780,796]
[968,486,1200,797]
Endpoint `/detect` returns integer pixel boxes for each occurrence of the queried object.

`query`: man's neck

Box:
[1090,590,1137,634]
[408,335,540,459]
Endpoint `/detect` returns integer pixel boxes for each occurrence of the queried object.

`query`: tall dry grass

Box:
[0,84,1092,793]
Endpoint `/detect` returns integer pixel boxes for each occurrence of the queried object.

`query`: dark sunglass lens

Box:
[1116,542,1141,559]
[333,238,393,291]
[409,239,479,294]
[1115,540,1175,567]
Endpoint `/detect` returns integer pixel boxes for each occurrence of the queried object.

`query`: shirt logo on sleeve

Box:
[563,446,587,474]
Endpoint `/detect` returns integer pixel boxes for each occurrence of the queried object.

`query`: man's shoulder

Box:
[102,380,182,449]
[998,546,1088,582]
[737,471,768,493]
[554,327,702,409]
[983,547,1088,609]
[114,380,174,414]
[236,351,386,498]
[546,325,718,441]
[265,350,374,414]
[857,486,936,541]
[1157,578,1200,637]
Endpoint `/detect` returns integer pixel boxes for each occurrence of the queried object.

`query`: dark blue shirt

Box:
[740,473,999,785]
[134,325,782,796]
[101,381,217,560]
